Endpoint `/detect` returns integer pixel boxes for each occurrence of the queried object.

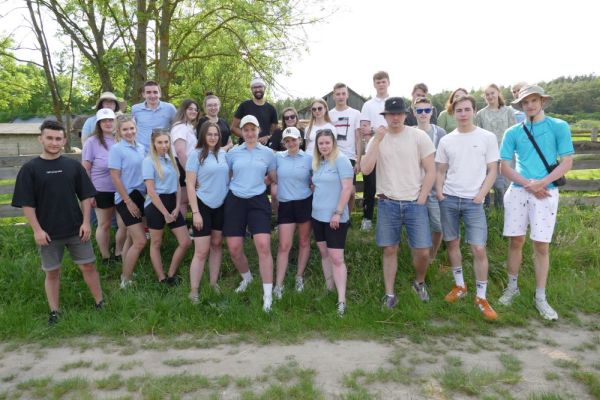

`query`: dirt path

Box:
[1,319,599,399]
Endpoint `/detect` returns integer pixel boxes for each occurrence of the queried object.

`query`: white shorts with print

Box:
[503,186,559,243]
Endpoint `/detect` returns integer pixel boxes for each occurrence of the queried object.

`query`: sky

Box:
[2,0,599,101]
[272,0,600,99]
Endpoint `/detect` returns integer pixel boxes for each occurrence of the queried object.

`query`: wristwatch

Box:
[333,209,343,216]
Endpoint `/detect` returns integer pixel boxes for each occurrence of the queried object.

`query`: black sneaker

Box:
[166,275,181,286]
[95,300,105,310]
[48,311,59,326]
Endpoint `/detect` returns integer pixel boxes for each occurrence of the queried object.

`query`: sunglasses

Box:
[284,115,297,121]
[415,108,432,114]
[312,106,324,112]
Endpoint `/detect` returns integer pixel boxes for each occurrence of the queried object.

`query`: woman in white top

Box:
[171,99,199,215]
[304,98,336,155]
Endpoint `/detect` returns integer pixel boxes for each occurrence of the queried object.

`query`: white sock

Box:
[476,281,487,299]
[263,283,273,298]
[452,267,465,287]
[508,274,518,290]
[386,293,395,298]
[535,287,546,301]
[241,271,252,281]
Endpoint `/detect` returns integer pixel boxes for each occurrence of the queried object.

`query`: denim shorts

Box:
[375,198,432,248]
[426,193,442,233]
[439,194,487,245]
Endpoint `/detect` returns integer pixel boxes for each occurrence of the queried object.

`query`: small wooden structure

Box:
[297,86,367,120]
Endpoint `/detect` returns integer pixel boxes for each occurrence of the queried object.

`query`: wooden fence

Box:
[1,143,600,218]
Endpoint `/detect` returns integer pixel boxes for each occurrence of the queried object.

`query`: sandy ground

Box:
[1,318,599,399]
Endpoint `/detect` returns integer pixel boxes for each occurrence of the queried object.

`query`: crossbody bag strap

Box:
[522,122,552,173]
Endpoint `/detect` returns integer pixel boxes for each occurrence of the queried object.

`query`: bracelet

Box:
[333,209,343,216]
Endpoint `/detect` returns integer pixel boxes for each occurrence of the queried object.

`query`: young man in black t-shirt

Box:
[12,120,104,325]
[231,77,278,144]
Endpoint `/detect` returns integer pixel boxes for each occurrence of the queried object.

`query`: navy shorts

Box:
[95,191,115,209]
[145,193,187,230]
[223,191,272,236]
[312,218,349,249]
[192,197,225,237]
[277,195,312,225]
[116,190,145,226]
[175,157,186,188]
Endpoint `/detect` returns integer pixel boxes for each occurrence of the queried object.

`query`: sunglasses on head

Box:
[284,115,297,121]
[415,108,432,114]
[312,106,324,112]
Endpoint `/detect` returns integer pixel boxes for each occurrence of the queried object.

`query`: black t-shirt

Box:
[405,105,438,127]
[196,117,231,147]
[12,156,96,240]
[269,127,306,152]
[234,100,278,139]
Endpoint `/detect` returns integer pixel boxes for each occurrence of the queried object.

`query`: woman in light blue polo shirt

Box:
[272,127,312,300]
[186,121,230,303]
[224,115,277,312]
[311,129,354,316]
[109,115,147,288]
[143,129,191,285]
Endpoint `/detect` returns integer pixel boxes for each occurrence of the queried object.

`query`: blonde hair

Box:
[149,129,179,181]
[115,114,136,143]
[306,98,331,147]
[312,129,339,171]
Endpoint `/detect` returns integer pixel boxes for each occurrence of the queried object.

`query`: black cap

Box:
[380,97,410,115]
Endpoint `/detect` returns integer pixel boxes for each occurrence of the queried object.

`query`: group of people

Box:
[11,71,573,325]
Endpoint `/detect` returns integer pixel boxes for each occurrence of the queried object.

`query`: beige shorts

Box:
[503,186,559,243]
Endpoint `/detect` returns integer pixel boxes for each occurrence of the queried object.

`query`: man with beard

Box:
[231,77,278,145]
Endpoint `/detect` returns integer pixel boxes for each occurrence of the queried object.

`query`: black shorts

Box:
[95,191,115,209]
[223,191,271,236]
[312,218,349,249]
[145,193,186,230]
[116,190,145,226]
[192,197,225,237]
[277,196,312,225]
[176,157,186,187]
[350,160,357,185]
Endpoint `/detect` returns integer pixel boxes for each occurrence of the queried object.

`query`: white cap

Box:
[282,127,301,140]
[96,108,116,121]
[240,115,260,128]
[250,77,266,88]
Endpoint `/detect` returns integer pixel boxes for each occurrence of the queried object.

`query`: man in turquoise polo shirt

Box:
[131,81,177,152]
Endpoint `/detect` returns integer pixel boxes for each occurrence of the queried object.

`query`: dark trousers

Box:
[362,168,376,220]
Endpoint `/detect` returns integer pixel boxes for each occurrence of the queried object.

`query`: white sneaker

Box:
[498,286,520,306]
[234,276,253,293]
[360,219,372,231]
[337,302,346,316]
[273,285,283,300]
[263,296,273,312]
[295,276,304,293]
[535,298,559,321]
[188,293,199,305]
[120,275,132,289]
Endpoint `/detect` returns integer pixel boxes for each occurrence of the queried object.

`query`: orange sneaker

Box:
[444,285,467,303]
[475,297,498,321]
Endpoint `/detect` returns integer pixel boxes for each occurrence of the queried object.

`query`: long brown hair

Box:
[445,88,468,113]
[195,121,222,165]
[93,118,112,150]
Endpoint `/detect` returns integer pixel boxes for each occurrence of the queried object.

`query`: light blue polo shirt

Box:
[131,101,177,152]
[311,153,354,223]
[226,143,276,199]
[81,116,97,140]
[275,150,312,202]
[142,156,179,207]
[108,140,147,204]
[186,149,230,208]
[500,117,574,188]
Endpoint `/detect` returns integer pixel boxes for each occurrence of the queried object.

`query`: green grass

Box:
[0,206,599,342]
[0,194,11,205]
[566,169,600,180]
[572,370,600,399]
[0,179,15,186]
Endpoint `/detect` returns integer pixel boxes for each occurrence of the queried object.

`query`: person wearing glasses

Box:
[311,129,353,316]
[405,83,438,127]
[231,78,278,145]
[475,84,517,208]
[224,115,277,312]
[413,97,446,263]
[304,99,336,156]
[361,97,436,308]
[269,107,304,152]
[197,93,233,151]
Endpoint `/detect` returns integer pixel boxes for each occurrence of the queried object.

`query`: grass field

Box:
[0,205,598,342]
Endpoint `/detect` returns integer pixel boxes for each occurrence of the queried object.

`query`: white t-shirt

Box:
[329,107,361,160]
[170,122,197,158]
[360,96,389,129]
[305,122,337,156]
[435,127,499,199]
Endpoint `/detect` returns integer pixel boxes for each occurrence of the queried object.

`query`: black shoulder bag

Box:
[521,122,566,187]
